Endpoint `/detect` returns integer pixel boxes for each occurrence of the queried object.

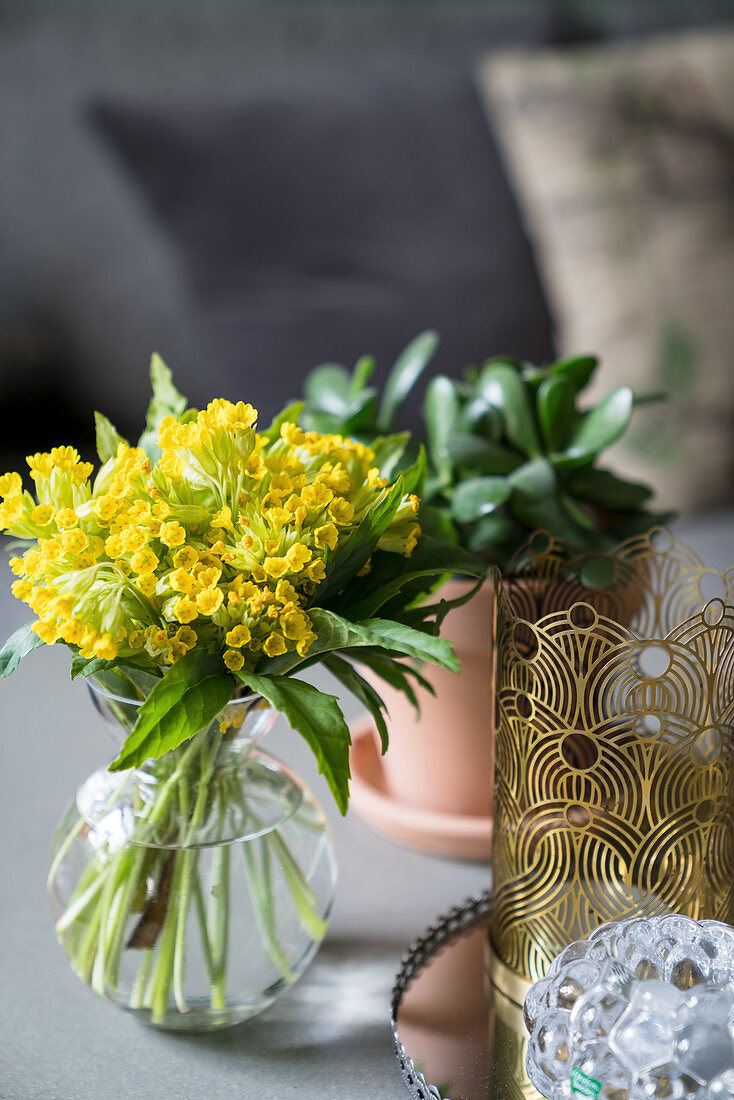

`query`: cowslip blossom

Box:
[0,400,421,670]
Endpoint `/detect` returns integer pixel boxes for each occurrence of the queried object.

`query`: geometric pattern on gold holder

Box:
[490,530,734,984]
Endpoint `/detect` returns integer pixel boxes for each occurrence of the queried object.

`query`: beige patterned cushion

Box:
[477,30,734,512]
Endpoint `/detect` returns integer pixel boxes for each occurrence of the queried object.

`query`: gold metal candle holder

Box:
[489,529,734,988]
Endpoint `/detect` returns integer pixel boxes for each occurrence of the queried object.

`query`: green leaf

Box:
[447,434,520,475]
[352,650,424,713]
[145,353,188,433]
[370,432,411,480]
[0,622,45,677]
[466,512,517,553]
[263,609,460,677]
[324,653,389,753]
[308,475,408,609]
[478,361,541,457]
[343,392,379,434]
[550,355,598,393]
[509,457,556,500]
[424,376,458,483]
[341,536,486,621]
[350,355,376,395]
[458,397,503,440]
[304,364,352,416]
[565,387,633,462]
[377,330,438,433]
[452,477,511,523]
[109,651,234,771]
[235,670,351,814]
[261,401,304,442]
[94,412,128,463]
[536,376,577,452]
[567,467,653,511]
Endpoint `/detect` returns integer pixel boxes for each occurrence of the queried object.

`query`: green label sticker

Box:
[570,1067,602,1098]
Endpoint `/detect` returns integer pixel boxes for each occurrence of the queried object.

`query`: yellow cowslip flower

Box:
[263,557,288,579]
[225,624,252,648]
[71,461,94,482]
[280,422,304,446]
[26,453,54,480]
[32,619,59,644]
[31,504,54,527]
[131,548,159,576]
[223,649,245,672]
[159,452,184,480]
[93,496,119,524]
[93,635,118,661]
[136,574,158,597]
[263,632,287,657]
[328,497,354,525]
[170,568,195,594]
[0,472,23,496]
[175,626,197,650]
[120,527,148,553]
[194,564,222,589]
[173,546,198,570]
[314,523,338,551]
[173,598,198,624]
[280,609,312,642]
[11,579,32,600]
[128,630,147,649]
[302,483,332,510]
[296,632,317,657]
[159,521,186,548]
[105,534,123,558]
[50,446,80,472]
[211,506,233,530]
[0,496,23,526]
[41,539,62,562]
[8,557,24,576]
[306,560,327,583]
[196,588,223,616]
[61,528,88,555]
[284,543,312,571]
[245,453,266,480]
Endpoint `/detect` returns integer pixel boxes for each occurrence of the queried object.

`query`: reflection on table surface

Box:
[395,918,544,1100]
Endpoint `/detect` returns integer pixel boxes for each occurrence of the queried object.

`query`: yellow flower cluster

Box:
[0,401,421,670]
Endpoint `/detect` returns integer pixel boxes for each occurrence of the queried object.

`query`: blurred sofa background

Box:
[1,0,733,514]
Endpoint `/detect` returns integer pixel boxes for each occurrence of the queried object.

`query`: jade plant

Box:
[301,335,673,569]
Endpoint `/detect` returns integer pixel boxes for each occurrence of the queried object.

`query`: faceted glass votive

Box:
[525,914,734,1100]
[490,529,734,985]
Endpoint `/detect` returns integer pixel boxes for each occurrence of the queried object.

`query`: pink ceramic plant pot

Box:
[369,579,495,820]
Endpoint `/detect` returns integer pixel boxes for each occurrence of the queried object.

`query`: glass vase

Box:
[48,681,337,1031]
[490,530,734,991]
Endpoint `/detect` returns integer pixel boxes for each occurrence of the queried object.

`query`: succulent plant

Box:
[300,336,672,570]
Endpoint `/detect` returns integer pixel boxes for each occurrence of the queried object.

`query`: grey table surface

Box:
[0,513,731,1100]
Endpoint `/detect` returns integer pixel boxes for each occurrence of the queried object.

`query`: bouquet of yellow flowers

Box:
[0,356,483,1027]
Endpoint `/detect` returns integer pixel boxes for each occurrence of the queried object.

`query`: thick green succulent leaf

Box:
[550,355,598,393]
[261,401,304,442]
[304,364,352,416]
[536,375,577,452]
[424,376,458,483]
[377,330,438,433]
[0,622,45,677]
[338,536,486,621]
[452,476,512,523]
[236,670,351,814]
[511,493,600,550]
[324,653,389,753]
[478,362,541,457]
[459,397,503,441]
[109,653,234,772]
[567,467,653,511]
[509,457,557,500]
[94,412,128,463]
[466,512,517,553]
[343,392,379,434]
[565,387,633,462]
[447,434,521,476]
[350,355,376,394]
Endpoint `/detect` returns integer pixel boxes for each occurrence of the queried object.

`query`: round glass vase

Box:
[48,681,337,1031]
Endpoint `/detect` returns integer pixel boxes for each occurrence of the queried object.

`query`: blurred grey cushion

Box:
[91,67,556,428]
